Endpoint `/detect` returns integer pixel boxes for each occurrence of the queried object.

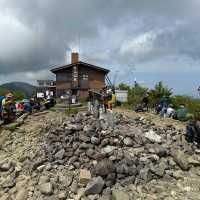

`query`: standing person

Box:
[2,93,15,124]
[142,93,149,111]
[0,96,5,121]
[102,87,108,113]
[88,91,93,113]
[94,96,100,119]
[108,89,116,111]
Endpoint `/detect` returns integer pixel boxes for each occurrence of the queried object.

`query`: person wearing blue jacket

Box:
[0,96,5,120]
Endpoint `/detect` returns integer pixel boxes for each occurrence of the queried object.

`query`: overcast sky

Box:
[0,0,200,96]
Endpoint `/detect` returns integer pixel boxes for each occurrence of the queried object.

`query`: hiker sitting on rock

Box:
[156,96,168,115]
[159,96,169,117]
[166,104,176,118]
[160,96,169,108]
[156,104,162,114]
[186,112,200,145]
[175,105,191,121]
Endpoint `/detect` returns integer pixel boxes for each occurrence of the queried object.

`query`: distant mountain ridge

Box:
[0,82,36,97]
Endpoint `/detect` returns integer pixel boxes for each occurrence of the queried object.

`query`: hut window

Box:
[57,72,71,81]
[81,74,88,80]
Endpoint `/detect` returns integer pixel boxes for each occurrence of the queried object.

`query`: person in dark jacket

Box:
[186,120,200,144]
[102,87,108,113]
[186,111,200,145]
[0,96,5,121]
[142,93,149,111]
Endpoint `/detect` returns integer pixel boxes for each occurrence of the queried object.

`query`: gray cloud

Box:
[0,0,200,94]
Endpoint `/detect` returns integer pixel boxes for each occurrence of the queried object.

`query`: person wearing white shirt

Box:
[166,105,175,118]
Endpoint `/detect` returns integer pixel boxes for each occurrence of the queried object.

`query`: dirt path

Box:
[0,111,65,163]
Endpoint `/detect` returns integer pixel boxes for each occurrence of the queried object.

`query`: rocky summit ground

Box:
[1,109,200,200]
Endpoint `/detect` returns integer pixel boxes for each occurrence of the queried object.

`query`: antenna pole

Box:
[78,33,81,57]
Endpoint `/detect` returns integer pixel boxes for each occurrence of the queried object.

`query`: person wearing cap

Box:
[2,93,15,124]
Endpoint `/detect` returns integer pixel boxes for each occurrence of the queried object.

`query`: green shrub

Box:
[117,81,200,120]
[0,87,8,96]
[14,90,26,101]
[148,81,173,107]
[118,82,148,108]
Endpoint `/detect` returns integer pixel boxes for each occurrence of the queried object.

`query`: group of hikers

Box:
[0,92,55,124]
[1,87,200,146]
[155,96,191,121]
[134,93,200,146]
[135,94,191,122]
[88,86,116,115]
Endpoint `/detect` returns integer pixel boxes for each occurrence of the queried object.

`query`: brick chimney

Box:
[71,52,79,64]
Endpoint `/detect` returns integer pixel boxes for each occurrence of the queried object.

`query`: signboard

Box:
[37,92,45,98]
[115,90,128,102]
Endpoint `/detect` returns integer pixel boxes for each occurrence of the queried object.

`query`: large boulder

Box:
[145,130,162,143]
[85,176,105,195]
[39,182,53,195]
[123,137,133,147]
[112,190,129,200]
[171,150,189,171]
[94,159,115,177]
[79,169,91,186]
[54,149,65,160]
[101,146,116,154]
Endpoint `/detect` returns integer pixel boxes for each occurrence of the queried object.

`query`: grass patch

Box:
[49,108,56,112]
[65,108,79,115]
[4,123,18,131]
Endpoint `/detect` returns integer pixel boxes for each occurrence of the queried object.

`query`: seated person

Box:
[159,96,169,108]
[156,104,162,114]
[186,113,200,144]
[176,105,188,121]
[23,99,32,113]
[160,105,167,118]
[166,104,176,118]
[44,96,55,109]
[15,101,25,115]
